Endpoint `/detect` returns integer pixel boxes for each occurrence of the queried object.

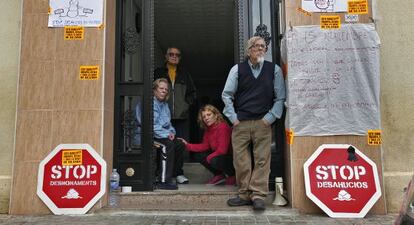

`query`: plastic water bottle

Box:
[110,169,120,191]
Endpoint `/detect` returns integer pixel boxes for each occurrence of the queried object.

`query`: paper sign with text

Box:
[368,130,382,145]
[320,15,341,29]
[49,0,103,27]
[64,26,84,40]
[348,0,369,14]
[79,66,100,80]
[345,14,359,23]
[297,7,312,16]
[302,0,348,13]
[62,150,82,166]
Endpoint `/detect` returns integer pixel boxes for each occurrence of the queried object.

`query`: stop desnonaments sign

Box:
[37,144,107,215]
[304,144,381,218]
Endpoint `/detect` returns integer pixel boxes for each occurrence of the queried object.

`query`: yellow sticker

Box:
[368,130,382,146]
[297,7,312,16]
[98,24,104,29]
[320,15,341,29]
[62,150,83,166]
[348,0,369,15]
[79,66,100,80]
[48,7,52,14]
[64,26,84,40]
[286,128,294,145]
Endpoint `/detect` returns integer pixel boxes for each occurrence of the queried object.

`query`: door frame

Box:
[113,0,155,191]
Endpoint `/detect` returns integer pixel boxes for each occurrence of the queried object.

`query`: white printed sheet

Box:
[302,0,348,12]
[48,0,104,27]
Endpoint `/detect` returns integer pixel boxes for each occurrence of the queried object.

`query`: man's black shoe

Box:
[252,198,266,211]
[157,182,178,190]
[227,196,252,206]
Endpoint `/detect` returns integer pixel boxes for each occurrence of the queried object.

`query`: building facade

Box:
[0,0,413,215]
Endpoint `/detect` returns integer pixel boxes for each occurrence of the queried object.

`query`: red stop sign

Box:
[304,144,381,218]
[37,144,107,215]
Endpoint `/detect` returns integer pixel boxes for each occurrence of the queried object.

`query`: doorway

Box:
[154,0,235,143]
[153,0,236,186]
[114,0,285,191]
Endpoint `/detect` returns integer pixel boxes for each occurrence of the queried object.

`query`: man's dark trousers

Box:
[154,138,185,183]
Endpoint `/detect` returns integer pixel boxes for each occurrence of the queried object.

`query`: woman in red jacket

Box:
[179,104,235,185]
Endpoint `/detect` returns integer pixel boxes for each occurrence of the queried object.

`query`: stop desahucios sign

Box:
[37,144,107,215]
[304,144,381,218]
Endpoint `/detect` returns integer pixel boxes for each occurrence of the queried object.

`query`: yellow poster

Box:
[368,130,382,145]
[79,66,100,80]
[320,15,341,29]
[64,26,84,40]
[286,129,294,145]
[62,150,82,166]
[297,7,312,17]
[348,0,369,14]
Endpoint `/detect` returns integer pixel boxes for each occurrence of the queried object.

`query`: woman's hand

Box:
[177,137,188,145]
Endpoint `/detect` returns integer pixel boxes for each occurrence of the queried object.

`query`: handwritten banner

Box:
[285,24,380,136]
[348,0,369,14]
[320,15,341,29]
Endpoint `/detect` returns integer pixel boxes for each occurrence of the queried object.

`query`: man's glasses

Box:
[168,52,181,57]
[250,44,266,49]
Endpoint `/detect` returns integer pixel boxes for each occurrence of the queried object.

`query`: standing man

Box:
[222,37,286,210]
[154,47,197,143]
[153,78,188,189]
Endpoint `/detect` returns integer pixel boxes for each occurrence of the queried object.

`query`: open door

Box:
[114,0,155,191]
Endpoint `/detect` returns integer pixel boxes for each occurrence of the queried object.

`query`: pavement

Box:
[0,209,397,225]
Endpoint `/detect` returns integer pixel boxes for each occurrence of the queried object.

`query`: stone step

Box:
[106,184,281,211]
[182,162,212,184]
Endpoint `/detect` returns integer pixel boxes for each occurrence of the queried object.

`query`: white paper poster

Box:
[302,0,348,12]
[285,24,381,136]
[48,0,104,27]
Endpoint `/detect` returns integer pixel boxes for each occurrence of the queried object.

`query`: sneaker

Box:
[207,174,226,185]
[176,175,189,184]
[225,176,236,186]
[227,196,252,207]
[157,182,178,190]
[252,198,266,211]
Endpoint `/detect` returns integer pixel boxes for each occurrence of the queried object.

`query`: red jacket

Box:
[186,121,232,163]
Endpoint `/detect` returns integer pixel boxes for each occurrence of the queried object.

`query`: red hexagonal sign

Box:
[37,144,107,215]
[304,144,381,218]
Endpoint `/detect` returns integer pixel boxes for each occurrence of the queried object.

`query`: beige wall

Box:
[0,0,22,213]
[376,1,414,212]
[9,0,115,214]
